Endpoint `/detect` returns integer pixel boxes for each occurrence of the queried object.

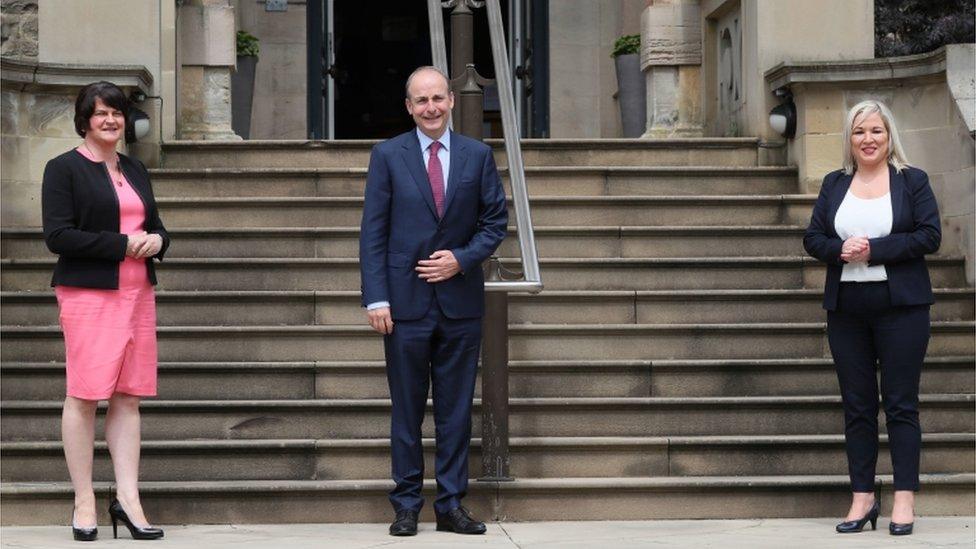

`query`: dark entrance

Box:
[307,0,547,140]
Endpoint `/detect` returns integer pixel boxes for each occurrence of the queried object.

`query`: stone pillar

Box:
[178,0,240,140]
[640,0,703,137]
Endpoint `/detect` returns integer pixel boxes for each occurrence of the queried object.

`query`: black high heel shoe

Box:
[108,498,164,540]
[71,511,97,542]
[889,521,914,535]
[835,500,879,533]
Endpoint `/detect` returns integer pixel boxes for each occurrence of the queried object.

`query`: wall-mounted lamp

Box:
[126,106,151,143]
[768,89,796,139]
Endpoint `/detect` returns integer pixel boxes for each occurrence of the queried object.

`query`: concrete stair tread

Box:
[4,433,972,452]
[148,195,815,204]
[148,165,798,176]
[3,320,973,332]
[5,355,974,372]
[3,394,972,409]
[6,287,973,299]
[4,255,966,266]
[4,320,974,334]
[5,475,973,524]
[3,473,972,495]
[2,224,810,235]
[162,137,765,149]
[159,139,768,170]
[7,321,969,363]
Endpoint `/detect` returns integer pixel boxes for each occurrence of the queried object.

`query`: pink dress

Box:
[55,147,158,400]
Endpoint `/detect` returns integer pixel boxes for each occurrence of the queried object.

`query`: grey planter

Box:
[231,55,257,139]
[614,53,647,138]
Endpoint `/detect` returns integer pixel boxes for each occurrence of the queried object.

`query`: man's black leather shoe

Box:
[435,507,486,535]
[389,509,418,536]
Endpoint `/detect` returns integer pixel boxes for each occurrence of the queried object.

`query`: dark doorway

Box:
[307,0,547,139]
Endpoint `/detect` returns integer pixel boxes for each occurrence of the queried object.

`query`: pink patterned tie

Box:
[427,141,445,217]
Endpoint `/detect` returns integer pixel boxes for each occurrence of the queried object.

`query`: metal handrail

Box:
[427,0,451,101]
[427,0,542,294]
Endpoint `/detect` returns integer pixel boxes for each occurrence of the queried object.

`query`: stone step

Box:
[142,195,814,227]
[2,321,972,362]
[1,474,973,525]
[159,138,764,169]
[147,166,799,198]
[3,288,972,326]
[2,256,967,292]
[1,225,808,259]
[1,394,972,441]
[1,434,971,482]
[3,356,973,400]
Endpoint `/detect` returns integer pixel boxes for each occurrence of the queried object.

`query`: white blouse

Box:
[834,190,893,282]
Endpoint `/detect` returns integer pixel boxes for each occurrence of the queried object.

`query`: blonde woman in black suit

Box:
[804,99,940,536]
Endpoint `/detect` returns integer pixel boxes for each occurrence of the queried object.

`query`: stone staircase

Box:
[1,138,973,524]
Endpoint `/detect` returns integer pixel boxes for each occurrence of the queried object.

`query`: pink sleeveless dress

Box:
[54,147,158,400]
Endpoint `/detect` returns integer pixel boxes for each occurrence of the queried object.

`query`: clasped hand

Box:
[840,236,871,263]
[415,250,460,283]
[365,250,461,335]
[125,231,162,259]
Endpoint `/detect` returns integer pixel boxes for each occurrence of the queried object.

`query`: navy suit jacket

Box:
[803,164,941,311]
[359,130,508,320]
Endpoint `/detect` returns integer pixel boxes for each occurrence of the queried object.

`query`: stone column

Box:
[640,0,703,137]
[178,0,240,140]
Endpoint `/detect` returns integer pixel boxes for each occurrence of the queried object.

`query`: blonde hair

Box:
[842,99,910,175]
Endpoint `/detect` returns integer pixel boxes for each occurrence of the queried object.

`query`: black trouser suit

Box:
[803,165,941,493]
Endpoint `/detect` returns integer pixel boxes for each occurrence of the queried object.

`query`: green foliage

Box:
[237,30,260,58]
[876,0,975,57]
[611,34,640,58]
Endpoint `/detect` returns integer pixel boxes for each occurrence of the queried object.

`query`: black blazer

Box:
[803,164,941,311]
[42,149,170,289]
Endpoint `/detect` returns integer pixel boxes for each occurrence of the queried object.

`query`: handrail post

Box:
[448,1,475,130]
[480,256,512,481]
[457,64,489,140]
[446,1,489,138]
[447,1,476,79]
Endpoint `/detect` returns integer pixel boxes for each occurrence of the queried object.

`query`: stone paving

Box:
[2,518,974,548]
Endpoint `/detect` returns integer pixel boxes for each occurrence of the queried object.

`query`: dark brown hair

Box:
[74,81,129,138]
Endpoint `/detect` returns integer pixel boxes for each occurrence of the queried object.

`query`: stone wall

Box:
[549,0,645,138]
[232,0,307,139]
[766,46,976,283]
[0,86,72,227]
[1,61,153,227]
[1,0,38,61]
[36,0,177,149]
[701,0,873,141]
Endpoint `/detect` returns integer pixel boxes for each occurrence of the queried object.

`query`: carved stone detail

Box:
[1,0,39,61]
[28,93,75,137]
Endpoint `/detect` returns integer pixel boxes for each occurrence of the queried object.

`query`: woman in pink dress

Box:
[42,81,169,541]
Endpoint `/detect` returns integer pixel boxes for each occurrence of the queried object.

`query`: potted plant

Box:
[611,34,646,138]
[232,30,260,139]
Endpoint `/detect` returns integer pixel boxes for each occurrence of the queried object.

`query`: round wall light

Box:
[769,99,796,139]
[126,107,151,143]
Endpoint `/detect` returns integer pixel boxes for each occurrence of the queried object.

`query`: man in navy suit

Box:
[359,66,508,536]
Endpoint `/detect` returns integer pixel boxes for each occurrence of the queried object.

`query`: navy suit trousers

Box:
[384,295,482,514]
[827,281,929,492]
